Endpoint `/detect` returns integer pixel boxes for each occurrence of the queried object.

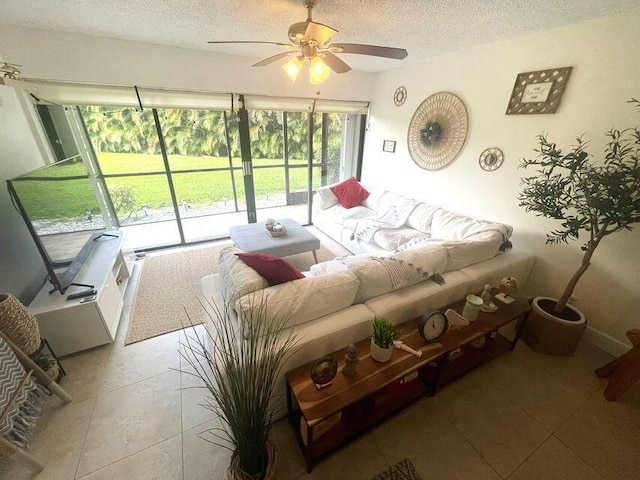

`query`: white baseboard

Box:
[582,326,630,357]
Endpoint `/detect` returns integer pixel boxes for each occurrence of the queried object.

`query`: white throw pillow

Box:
[218,246,268,308]
[236,271,359,328]
[315,186,340,210]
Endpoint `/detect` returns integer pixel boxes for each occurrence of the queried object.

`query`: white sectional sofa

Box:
[200,185,536,415]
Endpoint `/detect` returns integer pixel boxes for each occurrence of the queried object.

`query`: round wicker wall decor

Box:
[407,92,469,170]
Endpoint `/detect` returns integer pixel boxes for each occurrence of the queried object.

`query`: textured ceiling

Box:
[1,0,636,72]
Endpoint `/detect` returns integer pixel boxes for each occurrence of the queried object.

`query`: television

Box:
[7,157,111,294]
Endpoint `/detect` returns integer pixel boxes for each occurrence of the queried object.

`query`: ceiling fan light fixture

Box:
[288,21,308,44]
[283,56,303,81]
[309,56,330,84]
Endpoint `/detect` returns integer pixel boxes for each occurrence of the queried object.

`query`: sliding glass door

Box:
[43,101,365,252]
[79,106,181,250]
[157,108,245,242]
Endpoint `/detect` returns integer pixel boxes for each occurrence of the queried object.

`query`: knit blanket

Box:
[349,198,421,244]
[0,337,48,449]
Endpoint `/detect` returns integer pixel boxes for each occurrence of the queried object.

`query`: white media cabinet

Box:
[29,231,132,356]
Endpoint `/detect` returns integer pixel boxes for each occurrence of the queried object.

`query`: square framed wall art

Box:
[505,66,572,114]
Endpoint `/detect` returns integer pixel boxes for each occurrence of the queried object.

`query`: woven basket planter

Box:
[227,441,277,480]
[0,293,41,355]
[522,296,587,356]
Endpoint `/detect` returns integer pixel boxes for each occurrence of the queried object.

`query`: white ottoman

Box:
[229,218,320,263]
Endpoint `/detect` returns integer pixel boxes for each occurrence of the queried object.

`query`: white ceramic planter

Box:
[370,339,393,363]
[522,296,587,356]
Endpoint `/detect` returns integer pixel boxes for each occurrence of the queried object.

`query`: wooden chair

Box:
[0,331,72,473]
[595,329,640,401]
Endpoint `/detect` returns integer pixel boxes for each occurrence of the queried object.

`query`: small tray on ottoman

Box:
[267,229,287,237]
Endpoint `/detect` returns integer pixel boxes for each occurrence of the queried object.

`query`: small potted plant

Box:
[518,98,640,355]
[370,317,397,363]
[31,352,59,380]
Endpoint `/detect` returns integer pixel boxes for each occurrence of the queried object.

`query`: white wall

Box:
[363,10,640,347]
[0,85,53,301]
[0,24,375,101]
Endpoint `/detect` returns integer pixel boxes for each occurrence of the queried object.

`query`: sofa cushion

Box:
[236,271,359,328]
[372,227,426,251]
[443,232,505,272]
[309,252,377,276]
[458,247,536,292]
[348,245,448,303]
[315,185,340,210]
[218,247,268,307]
[236,252,305,285]
[394,245,449,274]
[431,210,512,242]
[360,186,386,211]
[372,191,403,217]
[330,177,370,208]
[365,271,472,326]
[324,204,377,225]
[406,203,441,234]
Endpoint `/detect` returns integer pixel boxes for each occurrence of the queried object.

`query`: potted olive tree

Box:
[180,297,298,480]
[518,99,640,355]
[370,317,397,362]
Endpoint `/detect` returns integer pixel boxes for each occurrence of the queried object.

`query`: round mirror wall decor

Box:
[394,86,407,106]
[407,92,469,170]
[479,147,504,171]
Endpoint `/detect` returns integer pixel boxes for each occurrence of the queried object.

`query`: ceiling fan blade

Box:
[321,52,351,74]
[208,40,292,47]
[253,51,297,67]
[329,43,408,60]
[303,21,337,46]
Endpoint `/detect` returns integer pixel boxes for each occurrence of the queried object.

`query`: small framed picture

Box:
[383,140,396,153]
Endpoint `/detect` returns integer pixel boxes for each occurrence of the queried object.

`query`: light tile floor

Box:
[2,228,639,480]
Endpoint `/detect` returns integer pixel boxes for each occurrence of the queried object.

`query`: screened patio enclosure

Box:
[29,83,368,252]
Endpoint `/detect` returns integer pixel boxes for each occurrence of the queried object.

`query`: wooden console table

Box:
[285,292,531,471]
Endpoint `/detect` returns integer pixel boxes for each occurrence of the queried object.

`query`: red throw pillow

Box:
[235,252,305,286]
[330,177,370,209]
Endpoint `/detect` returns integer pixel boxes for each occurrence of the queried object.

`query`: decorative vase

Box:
[227,441,277,480]
[370,339,393,363]
[0,293,41,355]
[522,296,587,356]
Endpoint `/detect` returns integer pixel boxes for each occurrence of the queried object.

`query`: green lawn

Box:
[14,153,334,220]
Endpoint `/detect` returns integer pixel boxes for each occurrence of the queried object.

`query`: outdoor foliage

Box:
[79,106,342,169]
[71,106,344,223]
[518,99,640,313]
[110,185,138,221]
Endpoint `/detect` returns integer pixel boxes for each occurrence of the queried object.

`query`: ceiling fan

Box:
[207,0,408,84]
[0,62,22,79]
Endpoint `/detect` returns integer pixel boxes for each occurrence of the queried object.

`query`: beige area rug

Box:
[125,244,338,345]
[371,460,422,480]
